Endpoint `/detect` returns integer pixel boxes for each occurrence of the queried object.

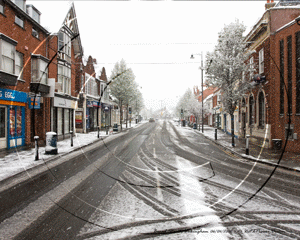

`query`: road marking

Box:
[155,166,164,202]
[153,148,157,159]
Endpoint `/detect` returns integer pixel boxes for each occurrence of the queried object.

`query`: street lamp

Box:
[191,53,204,133]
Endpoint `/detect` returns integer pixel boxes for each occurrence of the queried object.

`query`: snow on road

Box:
[176,156,229,239]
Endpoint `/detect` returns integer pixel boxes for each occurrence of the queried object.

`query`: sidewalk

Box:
[0,121,145,182]
[192,125,300,172]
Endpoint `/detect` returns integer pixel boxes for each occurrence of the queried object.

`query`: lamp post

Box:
[191,53,204,133]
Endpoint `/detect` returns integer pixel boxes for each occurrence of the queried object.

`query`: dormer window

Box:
[0,0,4,14]
[12,0,25,11]
[26,4,41,23]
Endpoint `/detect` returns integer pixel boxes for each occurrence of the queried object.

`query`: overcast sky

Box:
[28,0,267,111]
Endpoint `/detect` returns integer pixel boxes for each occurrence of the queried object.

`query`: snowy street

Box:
[1,120,299,239]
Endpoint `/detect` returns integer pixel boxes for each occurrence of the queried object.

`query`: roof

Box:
[197,87,217,103]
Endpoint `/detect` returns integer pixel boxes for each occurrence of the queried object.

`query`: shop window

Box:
[0,108,5,138]
[31,55,49,84]
[9,106,23,138]
[57,108,62,135]
[15,51,23,79]
[64,109,69,134]
[258,92,265,127]
[58,65,71,95]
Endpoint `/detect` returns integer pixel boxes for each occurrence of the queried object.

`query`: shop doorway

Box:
[0,107,6,149]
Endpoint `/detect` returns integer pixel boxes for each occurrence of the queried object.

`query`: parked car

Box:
[149,118,155,122]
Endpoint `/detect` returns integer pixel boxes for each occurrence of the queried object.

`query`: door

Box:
[0,107,6,149]
[242,112,246,138]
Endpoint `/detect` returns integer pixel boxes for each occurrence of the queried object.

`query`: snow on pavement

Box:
[0,122,145,182]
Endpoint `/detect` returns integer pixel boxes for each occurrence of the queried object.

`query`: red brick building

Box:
[0,0,55,149]
[243,0,300,152]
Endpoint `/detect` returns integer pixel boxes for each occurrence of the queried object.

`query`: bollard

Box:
[97,126,100,138]
[246,135,250,155]
[215,128,217,140]
[106,125,108,135]
[70,131,73,147]
[34,136,39,161]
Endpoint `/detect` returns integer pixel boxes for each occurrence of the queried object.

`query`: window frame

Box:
[58,64,71,95]
[32,26,39,39]
[31,54,49,85]
[258,91,265,128]
[15,14,24,28]
[259,48,264,74]
[15,51,23,80]
[0,35,18,75]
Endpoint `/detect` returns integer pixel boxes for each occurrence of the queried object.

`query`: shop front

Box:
[101,103,111,129]
[0,88,27,149]
[86,100,101,132]
[52,95,77,140]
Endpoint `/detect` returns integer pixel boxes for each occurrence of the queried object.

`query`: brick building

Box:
[243,0,300,152]
[0,0,55,149]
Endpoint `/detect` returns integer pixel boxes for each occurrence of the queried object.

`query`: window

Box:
[249,95,254,125]
[296,32,300,113]
[287,35,292,114]
[258,92,265,127]
[32,27,39,38]
[1,40,15,74]
[31,55,49,84]
[85,73,98,97]
[15,15,24,28]
[250,56,254,79]
[0,0,4,14]
[280,39,284,114]
[15,52,23,79]
[259,48,264,74]
[58,30,71,63]
[58,64,71,95]
[13,0,25,11]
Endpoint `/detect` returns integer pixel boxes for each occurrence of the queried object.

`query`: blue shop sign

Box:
[0,88,27,103]
[28,96,41,109]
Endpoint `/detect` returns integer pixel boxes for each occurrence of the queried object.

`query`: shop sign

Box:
[54,97,77,109]
[0,88,27,103]
[28,96,41,109]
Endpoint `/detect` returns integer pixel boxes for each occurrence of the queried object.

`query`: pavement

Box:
[0,122,140,183]
[190,125,300,173]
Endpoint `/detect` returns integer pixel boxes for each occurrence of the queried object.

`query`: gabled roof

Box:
[61,3,83,57]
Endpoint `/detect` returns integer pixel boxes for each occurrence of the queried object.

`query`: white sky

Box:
[28,0,267,111]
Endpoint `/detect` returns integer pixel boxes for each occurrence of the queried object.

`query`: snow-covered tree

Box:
[109,59,137,130]
[205,20,254,146]
[175,88,203,124]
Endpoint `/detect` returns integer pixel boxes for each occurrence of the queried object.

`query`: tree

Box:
[109,59,135,130]
[205,20,253,146]
[109,59,143,129]
[175,88,202,125]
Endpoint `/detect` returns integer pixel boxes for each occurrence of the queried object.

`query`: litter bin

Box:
[113,123,118,132]
[193,123,197,129]
[182,120,186,127]
[45,132,58,154]
[272,139,282,150]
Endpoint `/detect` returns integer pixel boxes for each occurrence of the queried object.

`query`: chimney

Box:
[265,0,276,10]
